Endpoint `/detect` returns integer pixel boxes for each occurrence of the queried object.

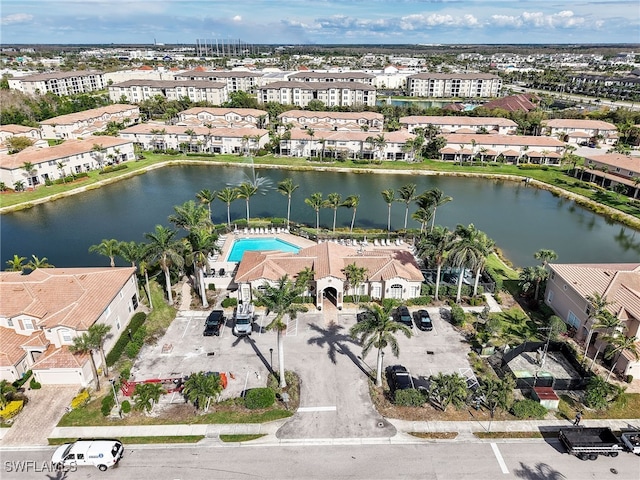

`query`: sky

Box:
[1,0,639,45]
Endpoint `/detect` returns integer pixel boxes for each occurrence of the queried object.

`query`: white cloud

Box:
[490,10,586,29]
[232,15,242,22]
[1,13,33,25]
[399,12,480,30]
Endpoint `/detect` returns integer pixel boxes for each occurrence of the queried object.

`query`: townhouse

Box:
[278,110,384,132]
[407,73,502,98]
[118,124,269,154]
[542,119,618,145]
[234,242,424,311]
[8,70,107,95]
[108,80,228,105]
[544,263,640,378]
[176,107,269,129]
[174,70,263,92]
[580,153,640,197]
[40,104,140,140]
[439,133,565,164]
[399,115,517,135]
[0,267,139,385]
[0,137,135,188]
[0,125,42,143]
[257,81,377,107]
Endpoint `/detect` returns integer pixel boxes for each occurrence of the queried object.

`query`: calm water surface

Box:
[1,165,639,268]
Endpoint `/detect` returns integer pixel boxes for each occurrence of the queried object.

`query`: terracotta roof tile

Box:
[32,345,88,370]
[40,105,138,126]
[0,327,29,367]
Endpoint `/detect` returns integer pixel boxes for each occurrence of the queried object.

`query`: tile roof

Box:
[543,119,617,131]
[483,94,538,112]
[259,81,376,91]
[0,267,136,330]
[179,107,268,117]
[40,104,139,125]
[288,72,375,80]
[31,345,88,370]
[120,124,268,138]
[19,70,104,82]
[112,79,226,89]
[0,327,29,367]
[399,116,517,127]
[178,70,263,78]
[583,153,640,174]
[409,73,500,80]
[279,110,383,121]
[0,136,132,170]
[0,125,40,135]
[443,133,564,148]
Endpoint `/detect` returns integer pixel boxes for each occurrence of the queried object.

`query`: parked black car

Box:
[203,310,225,336]
[395,306,413,328]
[387,365,415,392]
[413,309,433,331]
[356,311,370,323]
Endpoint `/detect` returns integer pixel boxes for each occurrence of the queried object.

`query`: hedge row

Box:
[244,387,276,409]
[99,164,129,175]
[106,312,147,366]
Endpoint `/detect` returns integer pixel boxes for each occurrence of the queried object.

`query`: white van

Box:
[52,439,124,471]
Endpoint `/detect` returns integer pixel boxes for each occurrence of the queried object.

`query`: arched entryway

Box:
[323,287,339,310]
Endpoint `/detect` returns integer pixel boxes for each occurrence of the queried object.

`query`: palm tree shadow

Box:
[306,322,373,381]
[46,469,69,480]
[512,461,567,480]
[245,335,273,374]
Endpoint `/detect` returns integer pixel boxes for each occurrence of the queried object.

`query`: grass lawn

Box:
[556,393,640,420]
[409,432,458,440]
[48,435,205,445]
[474,431,552,439]
[144,281,177,338]
[219,434,267,442]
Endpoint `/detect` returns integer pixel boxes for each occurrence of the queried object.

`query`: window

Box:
[22,319,34,330]
[132,294,138,310]
[116,317,121,331]
[104,306,111,317]
[7,319,13,327]
[567,311,580,329]
[61,329,72,342]
[389,284,403,299]
[547,290,554,304]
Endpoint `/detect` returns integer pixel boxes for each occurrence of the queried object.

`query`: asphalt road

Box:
[3,440,639,480]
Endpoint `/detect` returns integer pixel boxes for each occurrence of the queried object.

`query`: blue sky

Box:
[1,0,639,45]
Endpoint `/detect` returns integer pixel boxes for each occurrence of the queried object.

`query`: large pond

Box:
[1,164,639,268]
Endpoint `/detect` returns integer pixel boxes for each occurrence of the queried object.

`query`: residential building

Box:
[40,104,140,140]
[0,125,42,142]
[8,70,107,95]
[176,107,269,128]
[234,242,424,311]
[482,94,539,112]
[544,263,640,378]
[542,119,618,145]
[399,115,517,135]
[0,137,135,188]
[257,81,377,108]
[439,133,565,164]
[174,70,263,92]
[278,110,384,132]
[0,267,139,385]
[108,80,228,105]
[580,153,640,197]
[118,124,269,154]
[407,73,501,98]
[287,71,375,85]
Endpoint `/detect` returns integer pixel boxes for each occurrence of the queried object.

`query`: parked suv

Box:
[395,306,413,328]
[386,365,415,392]
[203,310,224,336]
[413,309,433,331]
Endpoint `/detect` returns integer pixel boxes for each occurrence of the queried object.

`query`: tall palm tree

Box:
[471,230,494,297]
[26,255,54,269]
[5,254,27,272]
[534,249,558,266]
[21,162,36,184]
[306,128,315,157]
[144,225,184,306]
[349,302,412,386]
[182,371,223,411]
[168,200,211,232]
[342,195,360,233]
[423,188,453,232]
[217,187,238,227]
[236,182,259,224]
[196,189,217,220]
[116,241,142,268]
[343,263,368,303]
[186,228,218,308]
[69,325,111,391]
[450,226,482,303]
[138,255,154,310]
[418,226,453,302]
[397,183,417,229]
[56,161,67,183]
[277,178,299,227]
[88,323,112,377]
[381,189,395,232]
[253,275,308,387]
[584,292,613,356]
[132,382,164,413]
[373,133,387,162]
[305,192,324,232]
[411,207,433,233]
[589,310,621,368]
[518,265,548,301]
[89,239,120,267]
[604,332,639,381]
[324,193,342,233]
[295,267,315,302]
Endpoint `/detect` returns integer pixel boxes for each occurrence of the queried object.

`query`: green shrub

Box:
[409,296,432,306]
[101,393,115,417]
[106,312,147,366]
[99,164,129,174]
[120,400,131,414]
[394,388,425,407]
[511,399,547,419]
[221,297,238,308]
[469,296,484,306]
[485,266,503,292]
[12,370,33,389]
[29,378,41,390]
[208,283,216,291]
[450,304,466,327]
[585,375,617,410]
[244,388,276,409]
[626,375,634,383]
[344,295,371,303]
[494,292,503,304]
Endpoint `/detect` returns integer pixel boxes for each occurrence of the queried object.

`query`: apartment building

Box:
[40,104,140,139]
[176,107,268,128]
[278,110,384,132]
[108,80,228,105]
[0,125,42,142]
[542,119,618,145]
[287,71,375,85]
[257,81,376,107]
[175,70,263,92]
[8,70,107,95]
[580,153,640,197]
[400,115,517,135]
[407,73,501,98]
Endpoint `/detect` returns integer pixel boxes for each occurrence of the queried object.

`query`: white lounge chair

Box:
[373,239,379,246]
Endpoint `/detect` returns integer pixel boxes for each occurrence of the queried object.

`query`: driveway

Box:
[0,385,78,446]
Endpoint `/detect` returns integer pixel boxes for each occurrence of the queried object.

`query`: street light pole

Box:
[110,379,120,410]
[269,348,273,372]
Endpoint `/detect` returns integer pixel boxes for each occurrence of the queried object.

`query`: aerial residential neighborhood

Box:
[0,1,640,478]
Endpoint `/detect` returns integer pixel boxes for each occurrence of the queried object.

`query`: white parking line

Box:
[181,316,194,339]
[286,317,298,336]
[490,443,509,474]
[298,406,337,412]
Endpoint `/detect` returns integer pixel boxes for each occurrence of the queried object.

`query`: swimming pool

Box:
[227,237,301,262]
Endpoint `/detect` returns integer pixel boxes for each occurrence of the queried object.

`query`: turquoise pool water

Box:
[227,237,301,262]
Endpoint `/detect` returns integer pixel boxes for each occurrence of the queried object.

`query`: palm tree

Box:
[26,255,53,269]
[342,195,360,233]
[186,228,218,308]
[471,230,494,297]
[217,187,238,227]
[91,144,106,171]
[89,239,120,267]
[373,133,387,162]
[305,192,324,232]
[196,189,217,220]
[422,188,452,232]
[56,161,67,183]
[295,267,315,302]
[343,263,368,303]
[584,292,613,356]
[144,225,184,306]
[253,275,308,388]
[5,254,27,272]
[429,372,471,411]
[69,330,102,390]
[478,375,515,422]
[168,200,211,232]
[450,225,482,303]
[397,183,417,229]
[418,226,452,302]
[182,371,223,411]
[324,193,342,233]
[13,180,25,192]
[411,207,433,233]
[604,332,639,381]
[21,162,35,185]
[306,128,315,157]
[277,178,299,227]
[88,323,112,377]
[116,241,142,268]
[518,265,548,301]
[349,302,412,386]
[381,189,395,232]
[138,256,154,310]
[534,249,558,266]
[236,182,258,224]
[589,311,621,369]
[132,382,164,413]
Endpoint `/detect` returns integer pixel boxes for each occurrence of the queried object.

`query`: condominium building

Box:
[287,71,375,85]
[8,70,107,95]
[175,70,263,92]
[40,104,140,139]
[407,73,501,98]
[176,107,269,128]
[400,115,517,135]
[108,80,228,105]
[278,110,384,132]
[542,119,618,145]
[257,81,376,107]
